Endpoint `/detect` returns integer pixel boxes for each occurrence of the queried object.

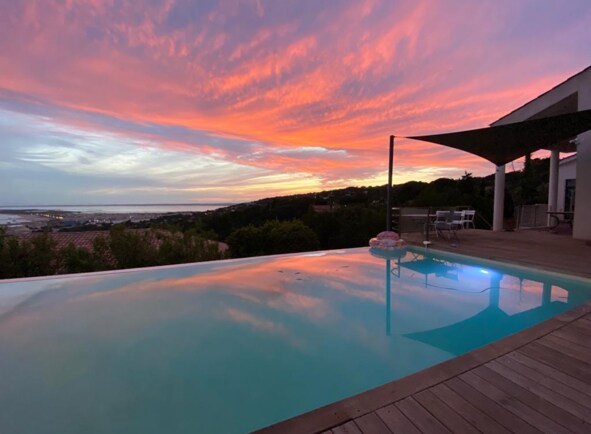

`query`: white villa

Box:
[491,66,591,241]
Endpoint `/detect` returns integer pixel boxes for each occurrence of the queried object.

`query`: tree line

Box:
[1,157,551,279]
[0,225,223,279]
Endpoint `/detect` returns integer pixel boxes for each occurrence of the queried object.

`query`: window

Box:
[564,179,576,212]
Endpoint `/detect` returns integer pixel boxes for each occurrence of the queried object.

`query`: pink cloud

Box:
[1,0,590,198]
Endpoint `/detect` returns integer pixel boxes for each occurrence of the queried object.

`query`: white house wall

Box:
[575,75,591,239]
[574,142,591,239]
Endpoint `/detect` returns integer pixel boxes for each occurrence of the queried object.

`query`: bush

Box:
[302,205,383,249]
[157,230,222,265]
[0,225,228,279]
[60,243,96,274]
[0,230,58,278]
[227,220,320,258]
[109,225,158,269]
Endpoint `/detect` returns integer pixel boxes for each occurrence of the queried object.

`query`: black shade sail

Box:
[405,109,591,166]
[403,303,566,355]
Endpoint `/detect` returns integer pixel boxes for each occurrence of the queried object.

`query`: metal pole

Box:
[385,259,391,336]
[425,207,431,242]
[386,135,394,231]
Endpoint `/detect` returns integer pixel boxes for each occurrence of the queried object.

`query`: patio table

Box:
[401,213,437,241]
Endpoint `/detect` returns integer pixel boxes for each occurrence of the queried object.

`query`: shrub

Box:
[227,220,320,258]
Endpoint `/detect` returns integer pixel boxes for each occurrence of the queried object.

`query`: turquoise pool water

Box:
[0,247,590,433]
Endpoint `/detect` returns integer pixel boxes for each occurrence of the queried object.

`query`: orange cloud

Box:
[1,0,590,201]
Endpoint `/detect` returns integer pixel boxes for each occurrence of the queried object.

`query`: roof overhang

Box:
[403,109,591,166]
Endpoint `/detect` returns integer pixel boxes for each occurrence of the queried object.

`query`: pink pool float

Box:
[369,231,407,251]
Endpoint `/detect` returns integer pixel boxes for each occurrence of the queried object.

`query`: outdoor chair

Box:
[433,211,461,240]
[431,211,449,238]
[459,210,476,229]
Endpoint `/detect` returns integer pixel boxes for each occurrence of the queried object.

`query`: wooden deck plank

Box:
[331,420,363,434]
[472,365,587,434]
[551,327,591,350]
[375,404,421,434]
[562,321,591,339]
[504,351,591,398]
[395,397,452,434]
[486,359,591,424]
[518,341,591,384]
[538,334,591,364]
[459,370,568,434]
[354,413,392,434]
[445,377,541,434]
[496,354,591,410]
[413,389,477,434]
[430,383,512,434]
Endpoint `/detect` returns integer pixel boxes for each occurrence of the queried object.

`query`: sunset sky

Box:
[1,0,590,205]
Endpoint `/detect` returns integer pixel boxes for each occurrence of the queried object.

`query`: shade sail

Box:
[404,302,562,355]
[405,109,591,166]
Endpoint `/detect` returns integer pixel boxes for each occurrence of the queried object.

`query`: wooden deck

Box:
[257,303,591,434]
[326,305,591,434]
[256,230,591,434]
[403,228,591,279]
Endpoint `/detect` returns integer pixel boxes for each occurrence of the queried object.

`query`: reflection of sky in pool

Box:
[1,247,590,434]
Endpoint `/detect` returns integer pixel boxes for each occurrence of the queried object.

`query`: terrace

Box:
[404,228,591,279]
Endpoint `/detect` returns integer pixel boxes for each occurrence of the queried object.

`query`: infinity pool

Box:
[1,247,590,433]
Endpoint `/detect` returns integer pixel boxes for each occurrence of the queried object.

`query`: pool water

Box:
[0,247,590,433]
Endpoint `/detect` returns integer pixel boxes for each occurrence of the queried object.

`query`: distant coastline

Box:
[0,203,238,233]
[0,203,237,214]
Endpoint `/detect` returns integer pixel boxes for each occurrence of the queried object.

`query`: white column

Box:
[493,164,505,231]
[573,79,591,240]
[547,150,559,225]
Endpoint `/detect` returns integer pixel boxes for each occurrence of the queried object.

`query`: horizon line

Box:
[0,203,239,208]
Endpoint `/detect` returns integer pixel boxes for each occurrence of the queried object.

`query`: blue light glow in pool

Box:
[1,247,590,433]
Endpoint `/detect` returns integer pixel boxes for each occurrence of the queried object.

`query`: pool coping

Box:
[254,300,591,434]
[0,248,351,284]
[3,244,589,286]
